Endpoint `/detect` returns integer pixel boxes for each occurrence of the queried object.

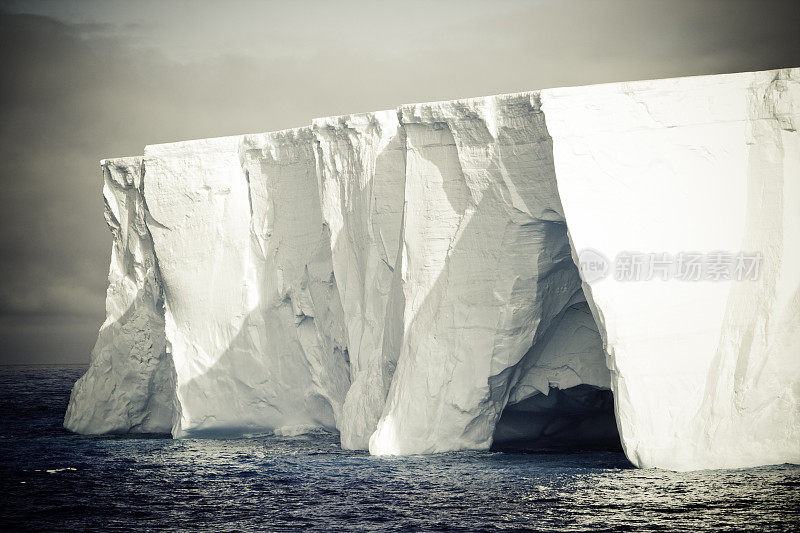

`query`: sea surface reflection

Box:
[1,367,798,531]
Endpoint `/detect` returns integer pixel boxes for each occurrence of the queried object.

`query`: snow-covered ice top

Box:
[65,68,800,471]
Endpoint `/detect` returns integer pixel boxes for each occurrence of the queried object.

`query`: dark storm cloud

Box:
[0,1,798,364]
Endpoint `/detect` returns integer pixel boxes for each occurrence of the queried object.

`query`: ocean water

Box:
[0,367,798,532]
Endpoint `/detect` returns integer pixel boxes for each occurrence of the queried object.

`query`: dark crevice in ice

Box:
[492,385,622,453]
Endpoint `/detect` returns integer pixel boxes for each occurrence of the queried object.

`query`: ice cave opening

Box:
[492,385,621,452]
[491,299,622,453]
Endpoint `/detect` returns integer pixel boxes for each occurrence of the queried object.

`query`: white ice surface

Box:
[66,68,800,470]
[64,157,175,434]
[369,93,586,455]
[314,111,406,449]
[142,130,350,437]
[542,68,800,469]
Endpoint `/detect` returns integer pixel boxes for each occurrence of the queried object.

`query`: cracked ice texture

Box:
[314,111,406,449]
[369,94,586,454]
[142,130,349,436]
[66,67,800,471]
[64,158,176,434]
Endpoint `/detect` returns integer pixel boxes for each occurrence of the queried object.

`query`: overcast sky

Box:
[0,0,798,364]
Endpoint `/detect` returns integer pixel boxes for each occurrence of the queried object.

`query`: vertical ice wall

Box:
[369,93,595,454]
[313,111,407,449]
[142,130,349,436]
[66,68,799,470]
[64,157,176,434]
[695,70,800,469]
[542,68,800,469]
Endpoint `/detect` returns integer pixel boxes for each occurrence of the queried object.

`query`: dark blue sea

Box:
[0,366,798,532]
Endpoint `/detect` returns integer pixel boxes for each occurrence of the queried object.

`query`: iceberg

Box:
[65,67,800,471]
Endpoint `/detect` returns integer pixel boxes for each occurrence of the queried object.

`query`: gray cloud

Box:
[0,1,798,364]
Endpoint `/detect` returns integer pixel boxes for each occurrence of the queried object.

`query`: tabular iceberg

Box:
[65,67,800,471]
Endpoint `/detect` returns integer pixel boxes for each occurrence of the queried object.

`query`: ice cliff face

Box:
[64,158,176,434]
[313,111,406,449]
[543,69,800,470]
[65,68,800,471]
[142,131,350,437]
[368,95,588,455]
